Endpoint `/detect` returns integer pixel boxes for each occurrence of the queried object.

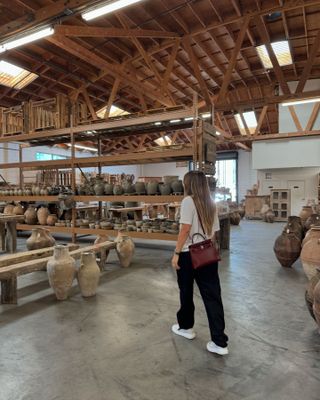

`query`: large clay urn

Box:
[26,228,55,250]
[299,206,313,225]
[94,177,105,196]
[134,182,146,194]
[273,230,301,268]
[301,233,320,280]
[159,183,172,196]
[24,206,38,224]
[37,206,49,225]
[115,231,135,268]
[302,226,320,247]
[13,203,24,215]
[313,277,320,333]
[147,181,159,195]
[171,179,184,194]
[3,204,14,214]
[47,214,58,226]
[305,214,320,231]
[94,235,111,268]
[305,268,320,320]
[283,216,304,240]
[47,245,76,300]
[77,251,100,297]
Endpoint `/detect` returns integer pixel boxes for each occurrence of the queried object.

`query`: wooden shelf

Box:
[0,195,183,203]
[17,224,177,241]
[0,196,59,202]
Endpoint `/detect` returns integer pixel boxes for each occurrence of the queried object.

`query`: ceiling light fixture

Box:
[170,119,181,123]
[0,27,54,53]
[67,144,98,152]
[184,117,194,121]
[281,98,320,106]
[82,0,144,21]
[201,113,211,119]
[154,122,162,126]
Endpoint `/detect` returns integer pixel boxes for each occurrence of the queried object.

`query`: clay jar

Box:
[47,214,58,226]
[134,182,146,195]
[305,268,320,320]
[163,175,179,185]
[104,183,113,195]
[47,245,76,300]
[26,228,55,250]
[13,203,24,215]
[305,214,320,231]
[313,275,320,333]
[24,206,38,224]
[171,180,184,194]
[302,226,320,247]
[273,230,301,268]
[37,206,49,225]
[230,212,241,225]
[3,204,14,214]
[301,232,320,280]
[159,183,172,196]
[94,177,105,196]
[122,180,135,194]
[115,231,135,268]
[283,216,304,240]
[77,251,100,297]
[94,235,111,267]
[113,184,124,195]
[299,206,313,225]
[147,181,159,195]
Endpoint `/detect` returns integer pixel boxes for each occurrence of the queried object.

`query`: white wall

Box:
[238,150,257,201]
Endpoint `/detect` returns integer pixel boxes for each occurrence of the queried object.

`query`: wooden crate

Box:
[29,94,69,131]
[271,189,291,221]
[0,103,28,136]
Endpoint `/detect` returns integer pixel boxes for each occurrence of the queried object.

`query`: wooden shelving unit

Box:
[271,189,291,221]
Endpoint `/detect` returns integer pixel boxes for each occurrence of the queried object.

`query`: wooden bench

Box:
[0,241,116,304]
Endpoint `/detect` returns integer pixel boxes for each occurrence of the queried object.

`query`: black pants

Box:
[176,251,228,348]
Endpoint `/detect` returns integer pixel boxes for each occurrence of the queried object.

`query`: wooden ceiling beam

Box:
[305,103,320,131]
[103,77,121,119]
[161,39,181,96]
[81,88,98,120]
[288,106,303,132]
[253,105,268,135]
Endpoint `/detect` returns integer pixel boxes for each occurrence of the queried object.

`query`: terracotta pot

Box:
[299,206,313,224]
[265,210,275,223]
[24,206,38,224]
[47,245,76,300]
[283,216,304,240]
[26,228,55,250]
[12,203,24,215]
[3,204,14,215]
[305,214,320,231]
[115,231,135,268]
[77,251,100,297]
[113,184,124,195]
[37,206,49,225]
[159,183,172,195]
[171,180,184,194]
[104,183,113,195]
[230,212,241,225]
[47,214,58,226]
[94,235,111,267]
[305,268,320,320]
[302,226,320,247]
[313,277,320,333]
[301,233,320,280]
[94,177,105,196]
[147,181,159,195]
[273,230,301,268]
[134,182,146,194]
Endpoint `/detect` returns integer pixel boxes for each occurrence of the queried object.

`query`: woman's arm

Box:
[171,223,191,270]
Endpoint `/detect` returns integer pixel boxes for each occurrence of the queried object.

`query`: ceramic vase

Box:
[77,251,100,297]
[24,206,38,224]
[301,234,320,280]
[94,235,111,268]
[134,182,146,194]
[305,214,320,231]
[94,177,105,196]
[159,183,172,195]
[302,226,320,247]
[122,181,135,194]
[147,181,159,195]
[113,184,124,195]
[37,206,49,225]
[299,206,313,225]
[104,183,113,195]
[3,204,14,215]
[115,231,135,268]
[47,214,58,226]
[26,228,55,250]
[47,245,76,300]
[171,180,183,194]
[283,216,304,240]
[13,203,24,215]
[273,230,301,268]
[305,268,320,320]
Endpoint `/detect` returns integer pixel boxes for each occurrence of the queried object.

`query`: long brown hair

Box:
[183,171,216,235]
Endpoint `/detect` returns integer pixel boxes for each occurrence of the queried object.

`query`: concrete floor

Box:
[0,221,319,400]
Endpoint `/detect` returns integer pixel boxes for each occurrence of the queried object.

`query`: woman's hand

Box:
[171,254,180,270]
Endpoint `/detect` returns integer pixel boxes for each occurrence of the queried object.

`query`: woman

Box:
[171,171,228,355]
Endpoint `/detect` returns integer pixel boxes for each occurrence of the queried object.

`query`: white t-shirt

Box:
[179,196,220,252]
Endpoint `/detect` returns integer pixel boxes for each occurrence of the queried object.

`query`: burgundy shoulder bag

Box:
[188,209,221,269]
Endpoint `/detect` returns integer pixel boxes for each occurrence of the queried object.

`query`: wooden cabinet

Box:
[245,195,270,219]
[271,189,291,221]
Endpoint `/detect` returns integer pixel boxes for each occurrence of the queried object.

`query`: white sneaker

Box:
[207,341,229,355]
[171,324,196,340]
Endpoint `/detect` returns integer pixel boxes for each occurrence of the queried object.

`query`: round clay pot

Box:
[230,212,241,225]
[163,175,179,185]
[113,184,124,195]
[37,206,49,225]
[159,183,172,196]
[305,214,320,231]
[24,206,38,224]
[147,181,159,195]
[13,203,24,215]
[94,177,105,196]
[3,204,14,215]
[273,230,301,268]
[122,181,135,194]
[104,183,113,195]
[305,268,320,320]
[26,228,55,250]
[301,234,320,280]
[265,210,275,223]
[302,225,320,247]
[115,231,135,268]
[47,245,76,300]
[47,214,58,226]
[299,206,313,224]
[77,251,100,297]
[171,180,184,194]
[94,235,111,267]
[134,182,146,195]
[313,277,320,333]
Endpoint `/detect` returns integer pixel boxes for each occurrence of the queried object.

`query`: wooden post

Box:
[192,91,198,170]
[19,144,23,189]
[1,276,17,304]
[70,105,76,244]
[98,136,102,221]
[5,221,17,253]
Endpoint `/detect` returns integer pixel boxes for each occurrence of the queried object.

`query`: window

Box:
[36,152,67,161]
[256,40,293,69]
[215,154,238,201]
[0,60,38,89]
[235,111,258,135]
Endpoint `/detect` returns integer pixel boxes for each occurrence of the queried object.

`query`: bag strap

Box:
[194,203,207,237]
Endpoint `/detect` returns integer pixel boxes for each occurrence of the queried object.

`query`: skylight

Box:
[256,40,292,69]
[96,104,129,119]
[235,111,257,135]
[154,135,172,147]
[0,60,38,89]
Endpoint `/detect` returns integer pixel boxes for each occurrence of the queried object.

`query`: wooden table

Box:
[0,214,25,253]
